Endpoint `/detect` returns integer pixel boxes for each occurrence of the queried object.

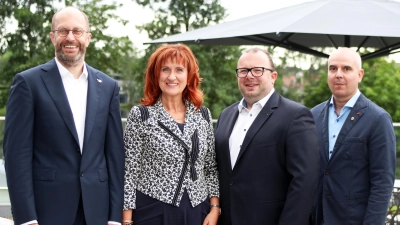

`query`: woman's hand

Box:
[122,209,134,225]
[202,207,220,225]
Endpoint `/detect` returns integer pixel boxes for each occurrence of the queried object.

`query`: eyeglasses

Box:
[236,67,274,78]
[52,28,90,37]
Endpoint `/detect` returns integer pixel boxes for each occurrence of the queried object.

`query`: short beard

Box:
[55,45,85,68]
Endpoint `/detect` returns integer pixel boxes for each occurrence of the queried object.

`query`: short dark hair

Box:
[243,47,275,71]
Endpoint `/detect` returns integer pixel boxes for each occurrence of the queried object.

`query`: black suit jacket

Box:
[215,92,319,225]
[3,59,125,225]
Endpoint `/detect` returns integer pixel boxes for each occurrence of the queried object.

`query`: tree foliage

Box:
[0,0,135,108]
[361,57,400,121]
[130,0,242,118]
[302,55,400,122]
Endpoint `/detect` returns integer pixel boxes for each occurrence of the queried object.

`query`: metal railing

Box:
[1,117,400,223]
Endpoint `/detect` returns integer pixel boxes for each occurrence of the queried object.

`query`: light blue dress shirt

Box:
[328,90,361,159]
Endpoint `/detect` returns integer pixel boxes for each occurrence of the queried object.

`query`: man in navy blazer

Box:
[310,48,396,224]
[215,47,320,225]
[3,7,125,225]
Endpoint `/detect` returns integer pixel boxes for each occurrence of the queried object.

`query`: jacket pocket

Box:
[98,169,108,181]
[343,137,366,160]
[346,192,369,223]
[33,168,56,181]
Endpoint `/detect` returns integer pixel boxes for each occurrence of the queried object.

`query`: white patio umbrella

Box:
[147,0,400,60]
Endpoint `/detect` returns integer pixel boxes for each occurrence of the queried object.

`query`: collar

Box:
[238,88,275,112]
[55,57,88,80]
[329,89,361,108]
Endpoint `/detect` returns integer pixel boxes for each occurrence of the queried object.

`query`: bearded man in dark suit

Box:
[3,6,125,225]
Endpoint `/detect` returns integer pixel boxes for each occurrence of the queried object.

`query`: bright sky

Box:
[109,0,400,63]
[4,0,399,62]
[111,0,310,51]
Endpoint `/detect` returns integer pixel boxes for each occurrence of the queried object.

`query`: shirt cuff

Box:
[21,220,38,225]
[21,220,120,225]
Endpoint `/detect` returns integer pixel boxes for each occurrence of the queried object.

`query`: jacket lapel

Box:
[40,59,79,145]
[220,105,239,174]
[235,92,277,167]
[82,66,101,152]
[319,100,331,162]
[330,94,367,160]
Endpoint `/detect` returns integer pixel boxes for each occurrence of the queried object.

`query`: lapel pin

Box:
[97,79,102,83]
[356,112,360,115]
[351,117,354,120]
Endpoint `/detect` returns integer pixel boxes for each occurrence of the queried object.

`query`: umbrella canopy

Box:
[147,0,400,60]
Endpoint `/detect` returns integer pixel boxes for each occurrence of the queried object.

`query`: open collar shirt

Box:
[55,57,88,152]
[328,90,361,159]
[229,89,275,169]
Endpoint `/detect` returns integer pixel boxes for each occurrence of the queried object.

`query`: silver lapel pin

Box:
[97,79,102,83]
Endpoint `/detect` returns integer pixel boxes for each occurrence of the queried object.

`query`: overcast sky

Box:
[111,0,310,51]
[108,0,400,63]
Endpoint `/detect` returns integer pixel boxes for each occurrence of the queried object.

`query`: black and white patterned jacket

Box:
[123,99,219,210]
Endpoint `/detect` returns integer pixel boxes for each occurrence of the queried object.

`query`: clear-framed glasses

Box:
[52,28,90,37]
[236,67,274,78]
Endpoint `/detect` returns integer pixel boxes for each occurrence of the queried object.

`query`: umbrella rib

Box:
[357,36,371,52]
[238,34,329,58]
[361,41,400,60]
[378,37,388,48]
[325,35,338,48]
[277,33,295,46]
[237,35,277,46]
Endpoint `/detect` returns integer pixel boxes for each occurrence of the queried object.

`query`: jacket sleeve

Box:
[123,106,144,210]
[364,111,396,223]
[105,81,125,222]
[3,74,38,224]
[203,108,219,198]
[279,106,320,224]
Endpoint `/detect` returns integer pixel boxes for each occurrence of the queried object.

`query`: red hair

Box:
[141,43,204,109]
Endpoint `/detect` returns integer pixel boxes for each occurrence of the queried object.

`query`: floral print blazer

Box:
[123,99,219,210]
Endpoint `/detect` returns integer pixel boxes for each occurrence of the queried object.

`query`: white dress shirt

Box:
[55,58,88,152]
[229,89,275,169]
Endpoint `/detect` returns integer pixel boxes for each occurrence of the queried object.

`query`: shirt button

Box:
[244,129,246,131]
[250,114,252,116]
[333,135,336,138]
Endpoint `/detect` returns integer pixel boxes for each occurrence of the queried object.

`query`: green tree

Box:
[361,58,400,121]
[131,0,242,118]
[0,0,134,107]
[302,56,400,122]
[301,62,331,108]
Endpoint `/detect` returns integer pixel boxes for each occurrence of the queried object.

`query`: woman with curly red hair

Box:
[122,43,220,225]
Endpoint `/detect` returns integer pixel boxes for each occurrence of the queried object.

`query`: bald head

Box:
[327,47,364,106]
[51,6,90,31]
[329,48,362,70]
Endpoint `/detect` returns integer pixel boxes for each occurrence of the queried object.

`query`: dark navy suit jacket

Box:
[3,59,125,225]
[215,92,320,225]
[310,94,396,225]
